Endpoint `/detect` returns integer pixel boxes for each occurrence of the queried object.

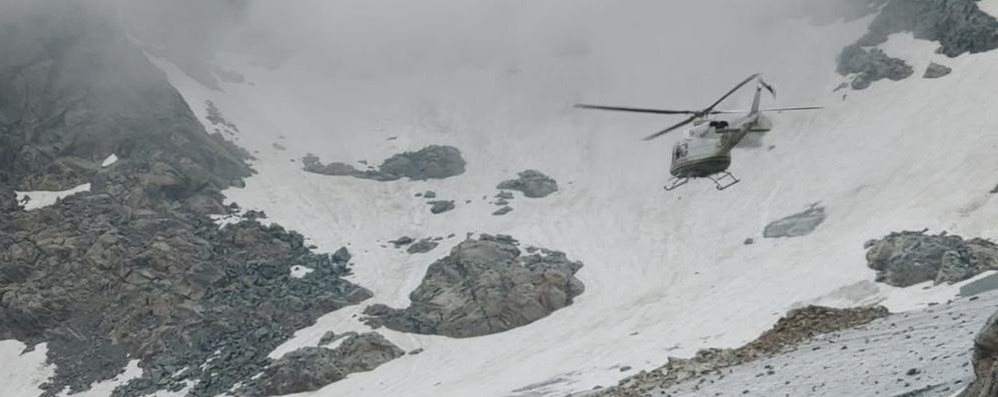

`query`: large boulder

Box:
[837,45,913,89]
[962,311,998,397]
[243,333,404,397]
[363,234,584,337]
[497,170,559,198]
[923,62,953,78]
[302,145,466,182]
[865,231,998,287]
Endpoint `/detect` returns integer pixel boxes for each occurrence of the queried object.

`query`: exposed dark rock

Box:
[406,238,439,254]
[0,5,377,397]
[494,198,510,206]
[763,206,826,238]
[493,206,513,216]
[866,231,998,287]
[423,191,437,199]
[604,306,889,396]
[302,146,466,182]
[427,200,455,214]
[858,0,998,57]
[0,3,251,191]
[390,236,414,247]
[744,238,755,245]
[242,333,404,397]
[362,234,584,338]
[332,247,352,264]
[924,62,953,78]
[496,191,515,200]
[837,45,914,89]
[408,348,424,355]
[962,311,998,397]
[497,170,559,198]
[205,100,239,133]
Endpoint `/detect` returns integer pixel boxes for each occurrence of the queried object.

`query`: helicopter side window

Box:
[674,143,688,160]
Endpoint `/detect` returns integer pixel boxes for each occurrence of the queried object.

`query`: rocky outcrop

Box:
[362,235,584,338]
[837,45,914,89]
[763,206,826,238]
[497,170,559,198]
[866,231,998,287]
[0,2,251,192]
[2,196,372,397]
[924,62,953,78]
[603,306,890,396]
[242,333,404,397]
[962,311,998,397]
[303,145,466,181]
[0,4,375,397]
[859,0,998,57]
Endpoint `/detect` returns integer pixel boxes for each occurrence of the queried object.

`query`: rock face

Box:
[243,333,404,397]
[962,311,998,397]
[866,231,998,287]
[362,235,585,338]
[837,45,914,89]
[497,170,559,198]
[0,2,251,192]
[0,4,375,397]
[303,145,466,181]
[859,0,998,57]
[604,306,890,397]
[763,206,826,238]
[924,62,953,78]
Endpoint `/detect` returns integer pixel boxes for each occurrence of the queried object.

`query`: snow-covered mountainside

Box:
[5,0,998,396]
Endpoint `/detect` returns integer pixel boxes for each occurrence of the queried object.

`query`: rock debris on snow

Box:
[865,230,998,287]
[497,170,559,198]
[302,145,466,181]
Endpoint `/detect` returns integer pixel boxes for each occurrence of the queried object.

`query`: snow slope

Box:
[145,4,998,395]
[5,2,996,396]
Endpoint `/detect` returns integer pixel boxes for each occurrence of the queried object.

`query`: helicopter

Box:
[576,74,821,191]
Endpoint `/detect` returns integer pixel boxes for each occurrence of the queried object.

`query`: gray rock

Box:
[496,191,515,200]
[427,200,455,214]
[964,311,998,396]
[492,206,513,216]
[857,0,998,57]
[423,191,437,199]
[362,235,585,338]
[837,45,913,89]
[390,236,414,247]
[497,170,559,198]
[302,146,466,182]
[244,333,403,396]
[866,231,998,287]
[763,206,826,238]
[923,62,952,78]
[379,145,466,181]
[332,247,352,264]
[406,238,439,254]
[408,348,424,355]
[744,238,755,245]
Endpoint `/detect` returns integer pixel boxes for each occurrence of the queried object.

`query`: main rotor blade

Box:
[707,106,823,114]
[704,73,761,112]
[643,114,699,141]
[575,104,698,115]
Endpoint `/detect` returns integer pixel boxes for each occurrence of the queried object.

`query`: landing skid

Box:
[663,177,689,191]
[663,172,740,191]
[708,171,740,190]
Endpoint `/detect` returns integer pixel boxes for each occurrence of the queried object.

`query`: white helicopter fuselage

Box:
[669,113,770,178]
